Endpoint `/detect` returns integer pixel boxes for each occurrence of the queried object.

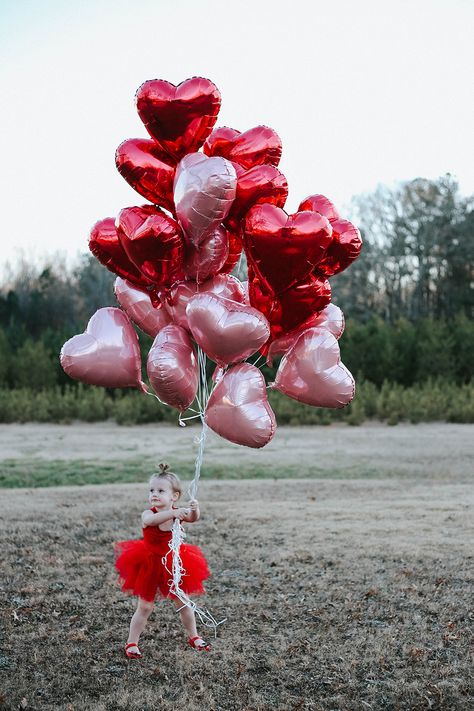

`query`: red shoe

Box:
[124,642,142,659]
[188,636,211,652]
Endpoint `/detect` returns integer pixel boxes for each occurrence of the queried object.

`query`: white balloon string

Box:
[251,353,265,369]
[165,345,225,635]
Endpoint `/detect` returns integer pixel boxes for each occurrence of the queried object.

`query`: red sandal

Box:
[188,636,211,652]
[124,642,142,659]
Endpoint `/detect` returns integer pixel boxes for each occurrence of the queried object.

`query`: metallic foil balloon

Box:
[243,204,332,294]
[164,274,246,331]
[226,164,288,232]
[313,219,362,277]
[174,153,237,246]
[114,277,172,337]
[219,229,242,274]
[184,226,229,283]
[89,217,154,290]
[266,303,345,365]
[186,293,270,366]
[147,325,198,412]
[60,308,146,391]
[298,194,340,222]
[248,266,332,340]
[135,77,221,160]
[203,125,282,170]
[115,138,176,212]
[116,205,185,288]
[273,327,355,408]
[205,363,276,448]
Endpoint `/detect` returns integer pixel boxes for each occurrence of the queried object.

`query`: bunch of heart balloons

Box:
[60,77,362,448]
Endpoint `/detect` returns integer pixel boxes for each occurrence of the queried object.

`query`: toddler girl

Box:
[114,463,211,658]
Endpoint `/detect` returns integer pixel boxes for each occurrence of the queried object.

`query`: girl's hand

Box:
[189,499,199,511]
[174,507,191,520]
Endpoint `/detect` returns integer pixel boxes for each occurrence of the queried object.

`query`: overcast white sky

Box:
[1,0,473,268]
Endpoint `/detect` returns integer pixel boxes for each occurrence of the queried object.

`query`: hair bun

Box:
[158,462,170,473]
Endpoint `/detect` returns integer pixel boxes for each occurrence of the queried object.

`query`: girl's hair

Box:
[149,462,182,497]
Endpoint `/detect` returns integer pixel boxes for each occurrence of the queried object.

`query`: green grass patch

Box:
[0,458,389,488]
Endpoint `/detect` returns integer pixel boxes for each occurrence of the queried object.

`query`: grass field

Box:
[0,423,473,710]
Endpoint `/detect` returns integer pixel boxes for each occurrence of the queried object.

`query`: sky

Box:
[1,0,473,268]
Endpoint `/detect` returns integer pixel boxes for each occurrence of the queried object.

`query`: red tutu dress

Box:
[114,507,210,602]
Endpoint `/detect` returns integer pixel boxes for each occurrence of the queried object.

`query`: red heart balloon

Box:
[266,303,345,365]
[298,194,340,222]
[273,327,355,408]
[114,277,172,338]
[116,205,185,289]
[60,307,146,392]
[205,363,276,448]
[203,125,282,170]
[164,274,246,331]
[184,226,229,283]
[115,138,176,212]
[243,204,332,294]
[186,293,270,366]
[135,77,221,160]
[219,229,242,274]
[147,325,198,412]
[226,165,288,232]
[313,219,362,277]
[89,217,154,290]
[248,268,331,340]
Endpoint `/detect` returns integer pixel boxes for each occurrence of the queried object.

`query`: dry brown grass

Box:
[1,471,473,710]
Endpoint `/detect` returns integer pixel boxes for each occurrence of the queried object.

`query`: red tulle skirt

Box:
[114,538,210,602]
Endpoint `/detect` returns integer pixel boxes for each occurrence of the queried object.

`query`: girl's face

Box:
[148,477,179,510]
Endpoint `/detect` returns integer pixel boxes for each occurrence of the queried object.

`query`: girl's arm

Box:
[142,507,189,527]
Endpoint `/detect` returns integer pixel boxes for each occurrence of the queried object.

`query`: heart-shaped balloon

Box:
[115,138,176,212]
[147,325,198,412]
[114,277,172,337]
[312,219,362,277]
[135,77,221,160]
[184,226,229,283]
[60,308,146,391]
[164,274,246,330]
[89,217,154,290]
[243,204,332,294]
[226,164,288,232]
[273,327,355,408]
[186,293,270,366]
[248,265,332,340]
[203,125,282,170]
[298,194,340,222]
[219,229,242,274]
[205,363,276,448]
[116,205,185,288]
[174,153,237,246]
[266,303,345,365]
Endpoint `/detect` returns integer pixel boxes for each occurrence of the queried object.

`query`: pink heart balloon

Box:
[114,277,172,338]
[174,153,237,246]
[205,363,276,448]
[186,293,270,366]
[272,327,355,408]
[184,225,229,283]
[147,325,198,412]
[164,274,246,331]
[266,303,345,365]
[60,308,146,391]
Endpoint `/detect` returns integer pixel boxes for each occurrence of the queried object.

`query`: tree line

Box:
[0,174,472,423]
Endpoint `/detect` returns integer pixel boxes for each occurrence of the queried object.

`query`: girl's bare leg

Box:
[175,599,199,639]
[126,598,154,652]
